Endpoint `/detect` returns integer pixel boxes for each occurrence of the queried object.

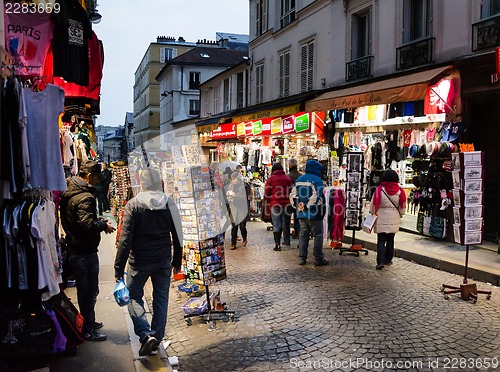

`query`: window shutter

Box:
[279,53,284,98]
[300,44,308,92]
[284,52,290,97]
[307,42,314,91]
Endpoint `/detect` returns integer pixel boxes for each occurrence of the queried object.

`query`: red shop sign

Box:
[210,123,237,139]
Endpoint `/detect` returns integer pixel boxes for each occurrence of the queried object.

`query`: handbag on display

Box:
[362,213,378,234]
[50,291,85,348]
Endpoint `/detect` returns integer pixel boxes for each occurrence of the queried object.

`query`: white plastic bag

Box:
[362,213,377,234]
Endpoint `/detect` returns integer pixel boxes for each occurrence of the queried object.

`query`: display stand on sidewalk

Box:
[442,151,491,303]
[340,152,368,257]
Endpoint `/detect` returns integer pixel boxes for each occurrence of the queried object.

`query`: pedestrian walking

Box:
[290,159,328,266]
[94,163,110,215]
[369,169,406,270]
[114,168,183,356]
[226,171,250,249]
[264,163,292,251]
[286,158,303,239]
[59,160,116,342]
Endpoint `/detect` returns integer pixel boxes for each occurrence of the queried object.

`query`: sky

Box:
[92,0,250,126]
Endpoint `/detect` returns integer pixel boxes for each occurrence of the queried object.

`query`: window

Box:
[203,89,210,115]
[189,72,201,90]
[213,86,219,113]
[300,41,314,92]
[237,72,244,109]
[160,48,177,63]
[280,0,296,28]
[189,100,200,115]
[403,0,431,43]
[255,0,268,36]
[481,0,500,18]
[223,78,230,112]
[255,63,264,104]
[279,50,290,97]
[351,8,371,60]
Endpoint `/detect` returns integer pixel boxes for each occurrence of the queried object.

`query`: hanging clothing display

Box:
[4,10,53,77]
[52,0,93,86]
[23,83,67,191]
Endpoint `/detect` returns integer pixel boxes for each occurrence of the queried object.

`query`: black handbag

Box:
[50,292,85,348]
[0,308,56,357]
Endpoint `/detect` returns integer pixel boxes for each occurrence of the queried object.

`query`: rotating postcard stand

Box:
[340,152,369,257]
[166,164,235,329]
[441,151,491,303]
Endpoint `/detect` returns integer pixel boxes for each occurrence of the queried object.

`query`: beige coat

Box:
[370,188,405,234]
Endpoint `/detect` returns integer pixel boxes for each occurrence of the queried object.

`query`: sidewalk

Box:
[341,228,500,286]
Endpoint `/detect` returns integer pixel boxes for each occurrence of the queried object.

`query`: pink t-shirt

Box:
[5,11,53,76]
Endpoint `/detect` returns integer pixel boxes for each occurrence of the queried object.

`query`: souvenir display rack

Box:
[442,151,491,302]
[166,164,235,327]
[340,152,369,256]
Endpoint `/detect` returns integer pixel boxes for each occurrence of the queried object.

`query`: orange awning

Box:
[305,65,453,111]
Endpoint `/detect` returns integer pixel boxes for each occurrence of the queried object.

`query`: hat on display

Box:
[447,121,463,142]
[426,141,440,157]
[80,160,101,175]
[418,144,428,158]
[409,143,419,158]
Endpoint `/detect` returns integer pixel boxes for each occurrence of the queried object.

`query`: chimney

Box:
[178,36,185,42]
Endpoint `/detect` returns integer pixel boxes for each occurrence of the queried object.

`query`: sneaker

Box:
[376,264,384,270]
[299,258,306,265]
[273,244,281,251]
[282,241,291,246]
[230,243,236,250]
[314,259,329,266]
[93,321,103,330]
[83,330,107,341]
[139,335,158,356]
[242,239,247,247]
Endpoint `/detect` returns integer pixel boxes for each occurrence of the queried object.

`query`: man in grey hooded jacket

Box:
[114,168,183,356]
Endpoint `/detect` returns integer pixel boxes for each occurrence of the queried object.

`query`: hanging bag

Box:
[362,213,378,234]
[113,278,131,307]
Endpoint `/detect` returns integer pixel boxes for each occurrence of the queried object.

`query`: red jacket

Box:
[264,170,292,207]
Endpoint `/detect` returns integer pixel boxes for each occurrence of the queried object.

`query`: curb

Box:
[347,238,500,287]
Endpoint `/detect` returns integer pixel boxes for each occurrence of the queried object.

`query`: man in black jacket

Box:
[114,168,183,356]
[60,160,116,341]
[286,158,303,239]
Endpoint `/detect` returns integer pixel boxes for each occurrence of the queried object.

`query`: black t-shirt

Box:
[52,0,92,86]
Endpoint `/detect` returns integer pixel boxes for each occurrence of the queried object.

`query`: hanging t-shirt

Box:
[52,0,92,86]
[23,84,67,191]
[4,10,53,76]
[402,129,412,147]
[426,127,436,142]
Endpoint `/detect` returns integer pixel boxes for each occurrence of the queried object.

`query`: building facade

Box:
[133,36,196,149]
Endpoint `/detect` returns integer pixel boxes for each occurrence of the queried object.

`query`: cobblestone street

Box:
[165,221,500,371]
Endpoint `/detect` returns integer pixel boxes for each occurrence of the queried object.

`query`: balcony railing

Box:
[472,15,500,51]
[345,56,373,81]
[396,37,434,70]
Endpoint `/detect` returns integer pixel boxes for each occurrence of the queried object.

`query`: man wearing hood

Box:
[60,160,116,342]
[114,168,183,356]
[290,159,328,266]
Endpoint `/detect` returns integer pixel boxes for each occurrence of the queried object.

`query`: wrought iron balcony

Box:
[345,56,373,81]
[396,37,434,70]
[472,15,500,51]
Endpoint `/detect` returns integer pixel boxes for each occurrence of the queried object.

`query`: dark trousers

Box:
[126,261,172,342]
[68,252,100,333]
[271,205,291,243]
[231,221,247,245]
[298,219,324,262]
[376,232,395,266]
[96,192,109,214]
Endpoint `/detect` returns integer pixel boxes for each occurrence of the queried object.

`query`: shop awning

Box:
[305,65,453,112]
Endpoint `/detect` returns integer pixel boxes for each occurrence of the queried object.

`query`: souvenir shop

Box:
[0,0,105,366]
[307,66,462,241]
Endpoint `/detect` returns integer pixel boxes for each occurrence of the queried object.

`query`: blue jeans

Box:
[376,233,395,266]
[126,261,172,342]
[298,219,324,262]
[271,205,290,243]
[68,252,100,333]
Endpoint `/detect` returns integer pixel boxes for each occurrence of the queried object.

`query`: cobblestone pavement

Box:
[163,221,500,371]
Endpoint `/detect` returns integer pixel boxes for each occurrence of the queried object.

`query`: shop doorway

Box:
[464,95,500,242]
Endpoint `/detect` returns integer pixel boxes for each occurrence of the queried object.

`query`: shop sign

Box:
[210,123,236,139]
[231,103,301,123]
[252,120,263,135]
[295,113,310,132]
[236,122,245,136]
[271,117,283,134]
[245,122,253,136]
[282,116,295,134]
[182,145,202,165]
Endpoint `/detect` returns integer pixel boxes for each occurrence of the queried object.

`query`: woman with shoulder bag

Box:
[369,169,406,270]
